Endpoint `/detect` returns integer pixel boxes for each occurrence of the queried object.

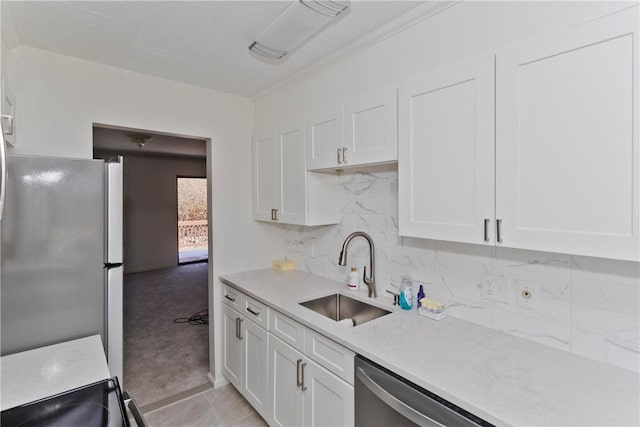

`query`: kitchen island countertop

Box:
[221,268,639,427]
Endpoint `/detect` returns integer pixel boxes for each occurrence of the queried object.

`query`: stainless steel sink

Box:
[300,293,391,326]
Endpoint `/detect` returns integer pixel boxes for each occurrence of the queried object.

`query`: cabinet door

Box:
[242,318,269,419]
[496,8,639,260]
[303,360,354,427]
[306,106,343,170]
[268,335,304,427]
[398,57,495,244]
[344,88,397,166]
[253,129,276,221]
[222,305,242,391]
[275,120,307,224]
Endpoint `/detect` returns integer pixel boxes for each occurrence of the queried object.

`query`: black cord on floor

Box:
[174,309,209,325]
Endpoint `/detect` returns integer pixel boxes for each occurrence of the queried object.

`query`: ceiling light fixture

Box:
[128,134,154,149]
[249,0,350,61]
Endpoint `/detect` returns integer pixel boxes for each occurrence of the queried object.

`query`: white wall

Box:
[255,1,640,372]
[95,151,207,274]
[7,46,283,385]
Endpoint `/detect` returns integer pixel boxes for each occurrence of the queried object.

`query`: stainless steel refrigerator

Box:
[0,154,124,382]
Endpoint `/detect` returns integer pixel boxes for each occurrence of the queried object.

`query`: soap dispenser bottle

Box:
[347,266,359,290]
[399,274,414,310]
[417,284,425,308]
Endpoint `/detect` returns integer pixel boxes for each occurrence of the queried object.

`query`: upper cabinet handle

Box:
[342,147,348,163]
[0,120,7,221]
[1,115,14,136]
[484,218,490,242]
[273,209,279,221]
[337,147,342,164]
[496,219,503,243]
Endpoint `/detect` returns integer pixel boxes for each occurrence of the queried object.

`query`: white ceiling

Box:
[5,1,424,98]
[93,126,207,158]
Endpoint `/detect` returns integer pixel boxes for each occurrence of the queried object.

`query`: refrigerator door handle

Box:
[105,157,123,264]
[106,265,124,383]
[0,119,8,221]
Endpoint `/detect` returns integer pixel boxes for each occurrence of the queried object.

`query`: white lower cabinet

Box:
[222,285,355,427]
[222,303,269,420]
[222,304,242,391]
[268,334,305,427]
[243,318,269,418]
[303,359,354,427]
[268,334,354,427]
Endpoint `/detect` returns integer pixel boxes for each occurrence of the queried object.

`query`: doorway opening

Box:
[92,124,212,410]
[177,177,209,264]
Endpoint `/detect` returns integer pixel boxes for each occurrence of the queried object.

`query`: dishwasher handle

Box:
[356,367,446,427]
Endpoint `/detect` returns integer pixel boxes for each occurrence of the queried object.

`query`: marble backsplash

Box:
[279,168,640,373]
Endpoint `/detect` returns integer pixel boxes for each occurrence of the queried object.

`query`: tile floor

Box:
[143,384,267,427]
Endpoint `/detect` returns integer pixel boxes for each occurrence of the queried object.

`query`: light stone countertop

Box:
[220,269,640,427]
[0,335,111,411]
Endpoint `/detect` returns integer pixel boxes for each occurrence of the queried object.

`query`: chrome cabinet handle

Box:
[271,208,276,220]
[1,115,14,136]
[235,317,240,338]
[496,219,503,243]
[296,359,303,387]
[224,294,236,302]
[300,362,307,391]
[246,307,260,316]
[342,147,348,163]
[484,218,490,242]
[274,209,278,221]
[0,119,7,221]
[337,147,342,164]
[238,318,243,340]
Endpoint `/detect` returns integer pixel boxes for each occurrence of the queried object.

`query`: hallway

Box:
[124,263,209,408]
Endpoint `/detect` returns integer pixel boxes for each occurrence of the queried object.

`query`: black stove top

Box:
[1,378,128,427]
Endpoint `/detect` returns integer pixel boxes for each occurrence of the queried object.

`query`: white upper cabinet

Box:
[305,88,398,170]
[496,8,639,261]
[253,121,339,226]
[343,88,398,167]
[306,105,343,170]
[275,120,307,225]
[399,57,495,245]
[253,129,277,222]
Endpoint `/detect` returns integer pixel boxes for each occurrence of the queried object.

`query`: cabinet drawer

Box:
[305,329,354,384]
[221,283,244,311]
[269,310,306,352]
[244,295,269,330]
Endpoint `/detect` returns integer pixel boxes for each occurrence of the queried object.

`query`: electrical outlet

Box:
[516,280,538,309]
[482,275,508,303]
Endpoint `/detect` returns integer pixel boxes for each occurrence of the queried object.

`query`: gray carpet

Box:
[124,263,210,407]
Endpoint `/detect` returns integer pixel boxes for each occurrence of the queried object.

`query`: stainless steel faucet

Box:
[338,231,377,298]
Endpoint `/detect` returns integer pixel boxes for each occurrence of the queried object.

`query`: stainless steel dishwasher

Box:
[355,356,494,427]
